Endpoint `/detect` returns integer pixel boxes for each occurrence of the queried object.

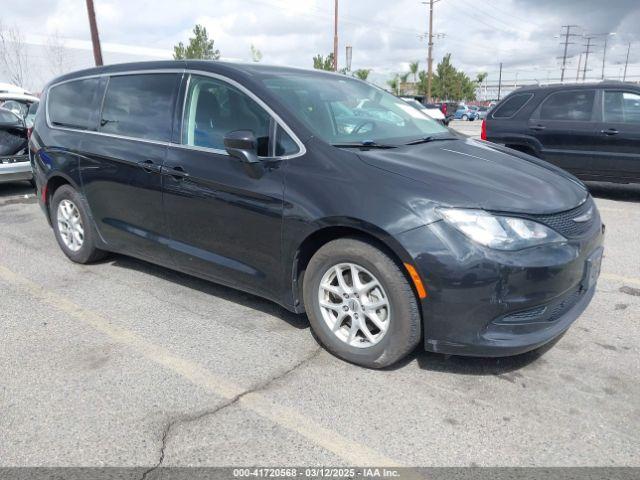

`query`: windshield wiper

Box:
[331,140,397,149]
[405,135,457,145]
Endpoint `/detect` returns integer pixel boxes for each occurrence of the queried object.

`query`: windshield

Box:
[260,73,448,145]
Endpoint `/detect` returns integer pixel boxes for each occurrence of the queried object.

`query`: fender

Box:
[285,216,419,313]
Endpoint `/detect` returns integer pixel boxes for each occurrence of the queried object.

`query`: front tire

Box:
[50,185,107,264]
[303,238,421,368]
[461,114,468,121]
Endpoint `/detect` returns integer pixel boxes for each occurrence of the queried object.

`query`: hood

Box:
[357,137,588,215]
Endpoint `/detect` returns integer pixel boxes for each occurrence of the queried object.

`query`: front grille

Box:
[496,287,584,325]
[511,196,597,238]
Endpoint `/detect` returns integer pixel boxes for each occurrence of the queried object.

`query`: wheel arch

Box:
[43,173,78,225]
[290,220,419,313]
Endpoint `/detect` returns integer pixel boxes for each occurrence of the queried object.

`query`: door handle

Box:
[161,165,190,180]
[137,160,161,173]
[601,128,619,136]
[530,124,546,131]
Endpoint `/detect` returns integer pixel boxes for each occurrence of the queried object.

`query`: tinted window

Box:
[491,93,533,118]
[604,91,640,124]
[539,90,595,121]
[182,75,271,155]
[275,126,299,156]
[99,74,178,141]
[48,78,102,130]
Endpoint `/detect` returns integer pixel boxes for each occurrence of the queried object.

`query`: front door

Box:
[162,74,287,300]
[596,89,640,181]
[527,89,601,177]
[81,73,181,265]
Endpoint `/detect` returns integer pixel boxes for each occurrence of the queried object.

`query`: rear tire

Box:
[50,185,107,264]
[462,114,468,121]
[303,238,421,369]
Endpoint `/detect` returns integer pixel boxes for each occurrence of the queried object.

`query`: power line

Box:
[582,36,595,81]
[623,42,631,82]
[558,25,580,83]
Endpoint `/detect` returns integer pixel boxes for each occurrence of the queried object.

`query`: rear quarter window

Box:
[48,78,103,130]
[491,93,533,119]
[99,74,179,142]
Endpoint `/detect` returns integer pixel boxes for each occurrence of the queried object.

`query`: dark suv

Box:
[483,82,640,184]
[30,61,603,368]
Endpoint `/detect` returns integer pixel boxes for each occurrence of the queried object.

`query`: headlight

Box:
[439,208,566,251]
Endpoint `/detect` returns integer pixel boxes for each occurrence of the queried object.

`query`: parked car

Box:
[454,105,478,121]
[0,93,40,128]
[400,97,446,124]
[475,105,490,119]
[433,101,458,124]
[0,108,32,184]
[471,105,489,120]
[31,61,603,368]
[483,82,640,184]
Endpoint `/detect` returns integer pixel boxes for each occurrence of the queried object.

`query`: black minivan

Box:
[30,61,604,368]
[483,82,640,184]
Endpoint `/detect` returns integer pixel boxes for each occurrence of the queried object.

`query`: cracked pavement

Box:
[0,179,639,467]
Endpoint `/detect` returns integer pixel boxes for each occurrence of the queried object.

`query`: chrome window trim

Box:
[45,68,307,160]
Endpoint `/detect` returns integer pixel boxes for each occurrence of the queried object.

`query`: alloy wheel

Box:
[318,263,391,348]
[57,199,84,252]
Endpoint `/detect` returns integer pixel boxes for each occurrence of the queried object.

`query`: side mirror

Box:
[224,130,260,164]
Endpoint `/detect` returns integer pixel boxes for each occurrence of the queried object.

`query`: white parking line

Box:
[0,264,402,467]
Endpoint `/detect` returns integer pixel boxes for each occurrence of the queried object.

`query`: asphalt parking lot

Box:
[1,160,639,469]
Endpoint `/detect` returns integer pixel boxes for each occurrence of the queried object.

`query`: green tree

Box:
[353,68,371,81]
[173,24,220,60]
[250,44,263,62]
[428,53,477,101]
[387,75,399,95]
[476,72,488,84]
[409,61,420,83]
[313,53,334,71]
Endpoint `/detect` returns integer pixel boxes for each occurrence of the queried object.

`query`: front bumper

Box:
[0,154,32,183]
[398,211,604,357]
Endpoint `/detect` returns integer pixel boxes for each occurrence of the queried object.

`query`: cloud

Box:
[1,0,639,90]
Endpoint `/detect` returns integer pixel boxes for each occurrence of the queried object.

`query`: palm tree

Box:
[387,75,399,95]
[353,68,372,81]
[475,72,488,84]
[409,61,420,83]
[399,72,410,95]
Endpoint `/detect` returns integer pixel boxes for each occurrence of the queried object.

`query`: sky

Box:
[1,0,639,92]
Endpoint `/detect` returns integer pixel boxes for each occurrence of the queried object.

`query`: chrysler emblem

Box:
[572,207,594,223]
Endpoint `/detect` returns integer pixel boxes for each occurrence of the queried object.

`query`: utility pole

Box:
[333,0,338,71]
[576,53,582,82]
[85,0,103,66]
[422,0,442,101]
[559,25,579,83]
[497,62,503,101]
[623,42,631,82]
[427,0,434,101]
[582,36,594,81]
[601,36,609,80]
